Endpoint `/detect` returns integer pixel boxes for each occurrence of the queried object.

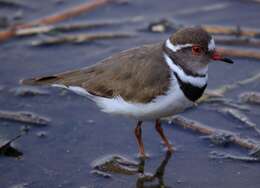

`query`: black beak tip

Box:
[222,57,234,64]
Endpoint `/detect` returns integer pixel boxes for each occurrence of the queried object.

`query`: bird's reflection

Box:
[136,151,172,188]
[92,151,173,188]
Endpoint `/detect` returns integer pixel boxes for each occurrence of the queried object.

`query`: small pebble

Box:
[36,131,47,138]
[151,25,166,33]
[87,119,95,124]
[146,19,178,33]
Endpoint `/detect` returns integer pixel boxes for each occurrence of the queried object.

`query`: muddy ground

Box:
[0,0,260,188]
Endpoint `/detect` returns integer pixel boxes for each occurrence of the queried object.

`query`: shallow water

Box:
[0,0,260,188]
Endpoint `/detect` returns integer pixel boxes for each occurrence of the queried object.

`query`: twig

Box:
[0,133,22,147]
[218,108,260,136]
[215,37,260,48]
[209,151,260,162]
[241,0,260,4]
[31,0,112,26]
[31,32,135,46]
[0,0,113,42]
[202,25,260,38]
[173,3,229,16]
[201,98,250,111]
[239,91,260,105]
[16,17,143,37]
[198,71,260,103]
[0,0,28,8]
[0,110,50,125]
[167,116,259,150]
[91,155,139,175]
[0,133,23,158]
[217,47,260,60]
[145,20,260,38]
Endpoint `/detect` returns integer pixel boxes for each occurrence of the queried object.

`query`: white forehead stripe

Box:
[163,53,208,87]
[166,37,216,52]
[208,38,215,51]
[166,39,192,52]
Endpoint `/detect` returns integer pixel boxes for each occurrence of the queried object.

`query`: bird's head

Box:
[164,27,233,76]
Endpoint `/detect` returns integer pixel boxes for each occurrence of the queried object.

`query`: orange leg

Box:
[135,121,145,157]
[155,119,173,152]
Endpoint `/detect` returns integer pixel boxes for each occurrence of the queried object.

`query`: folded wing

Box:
[21,43,171,103]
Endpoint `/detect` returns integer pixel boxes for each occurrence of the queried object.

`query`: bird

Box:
[21,27,233,158]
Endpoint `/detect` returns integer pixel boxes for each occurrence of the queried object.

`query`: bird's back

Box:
[21,43,171,104]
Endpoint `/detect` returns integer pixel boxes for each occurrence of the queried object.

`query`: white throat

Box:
[163,53,208,88]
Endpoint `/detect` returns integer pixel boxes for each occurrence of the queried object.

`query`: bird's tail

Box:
[20,69,97,99]
[20,69,82,86]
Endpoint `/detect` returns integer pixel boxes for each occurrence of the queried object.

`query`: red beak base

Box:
[211,52,234,64]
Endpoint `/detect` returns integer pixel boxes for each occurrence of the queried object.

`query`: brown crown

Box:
[170,27,211,50]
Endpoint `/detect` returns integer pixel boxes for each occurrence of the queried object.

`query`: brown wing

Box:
[21,43,171,103]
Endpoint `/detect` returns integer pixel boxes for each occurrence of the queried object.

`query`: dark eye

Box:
[192,46,202,55]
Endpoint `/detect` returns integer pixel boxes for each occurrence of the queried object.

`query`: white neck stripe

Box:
[163,53,208,87]
[165,39,192,52]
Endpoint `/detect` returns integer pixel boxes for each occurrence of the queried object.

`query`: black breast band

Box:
[174,72,207,102]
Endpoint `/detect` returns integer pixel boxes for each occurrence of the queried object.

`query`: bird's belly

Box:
[92,78,193,120]
[131,87,193,120]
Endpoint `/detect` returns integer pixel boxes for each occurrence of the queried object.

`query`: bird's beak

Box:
[211,51,234,64]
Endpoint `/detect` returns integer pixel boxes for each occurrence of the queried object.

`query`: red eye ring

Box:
[192,46,202,55]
